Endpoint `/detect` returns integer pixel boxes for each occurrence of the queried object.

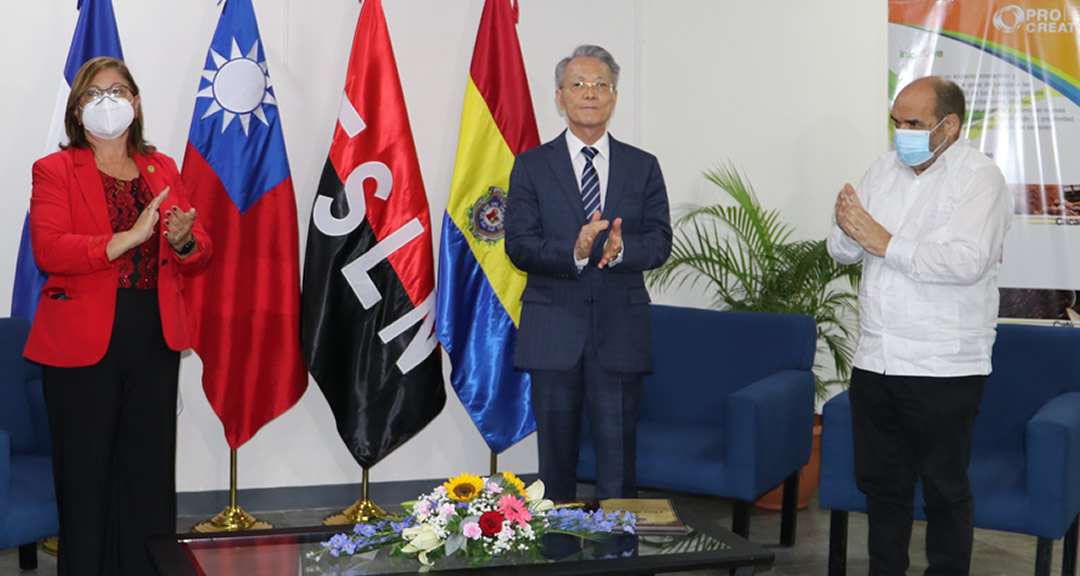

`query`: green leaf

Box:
[648,161,862,398]
[445,532,466,556]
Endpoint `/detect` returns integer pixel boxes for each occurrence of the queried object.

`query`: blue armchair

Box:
[821,323,1080,576]
[577,304,817,545]
[0,317,58,570]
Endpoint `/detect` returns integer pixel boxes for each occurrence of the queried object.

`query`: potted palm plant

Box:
[647,162,861,508]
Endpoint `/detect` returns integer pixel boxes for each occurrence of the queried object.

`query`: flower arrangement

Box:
[307,472,636,568]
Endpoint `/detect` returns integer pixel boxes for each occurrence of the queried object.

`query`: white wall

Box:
[0,0,887,493]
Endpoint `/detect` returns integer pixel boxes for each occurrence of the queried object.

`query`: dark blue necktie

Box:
[581,146,600,218]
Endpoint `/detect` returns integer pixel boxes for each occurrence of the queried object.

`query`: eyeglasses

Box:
[564,81,614,94]
[81,84,132,104]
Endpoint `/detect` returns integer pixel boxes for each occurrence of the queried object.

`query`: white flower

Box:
[524,479,554,512]
[401,523,444,564]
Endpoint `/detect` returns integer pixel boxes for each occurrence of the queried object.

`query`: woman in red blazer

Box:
[26,57,212,576]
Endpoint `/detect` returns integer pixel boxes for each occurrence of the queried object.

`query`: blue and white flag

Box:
[12,0,123,321]
[180,0,307,449]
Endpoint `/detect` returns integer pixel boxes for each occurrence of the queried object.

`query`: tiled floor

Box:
[0,487,1070,575]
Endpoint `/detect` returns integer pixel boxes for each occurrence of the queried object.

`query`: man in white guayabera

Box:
[827,75,1013,576]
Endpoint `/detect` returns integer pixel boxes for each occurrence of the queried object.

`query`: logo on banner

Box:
[993,5,1025,32]
[994,5,1077,33]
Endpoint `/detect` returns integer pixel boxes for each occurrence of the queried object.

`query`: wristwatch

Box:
[173,236,197,256]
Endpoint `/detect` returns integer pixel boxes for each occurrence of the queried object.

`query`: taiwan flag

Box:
[301,0,445,470]
[181,0,307,450]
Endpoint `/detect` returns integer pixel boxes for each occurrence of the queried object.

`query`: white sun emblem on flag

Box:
[196,38,276,135]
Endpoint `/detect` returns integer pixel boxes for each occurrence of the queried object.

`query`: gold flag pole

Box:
[193,449,273,532]
[324,468,388,525]
[490,450,497,476]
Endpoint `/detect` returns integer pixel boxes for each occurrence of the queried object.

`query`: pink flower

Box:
[462,521,482,540]
[414,500,431,516]
[439,503,456,518]
[486,482,502,494]
[497,494,532,527]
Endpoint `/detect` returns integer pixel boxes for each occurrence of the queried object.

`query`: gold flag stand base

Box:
[323,498,387,525]
[192,449,274,533]
[43,536,58,556]
[193,505,274,533]
[324,468,387,526]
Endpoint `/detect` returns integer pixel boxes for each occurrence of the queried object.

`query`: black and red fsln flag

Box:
[301,0,444,470]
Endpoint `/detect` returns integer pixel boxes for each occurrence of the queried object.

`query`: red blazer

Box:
[24,147,213,367]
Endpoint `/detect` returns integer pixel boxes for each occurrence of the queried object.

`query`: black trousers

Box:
[529,330,642,502]
[44,289,180,576]
[849,367,986,576]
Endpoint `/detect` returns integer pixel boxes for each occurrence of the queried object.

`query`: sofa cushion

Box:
[636,423,726,494]
[0,318,38,455]
[0,454,58,548]
[0,382,34,455]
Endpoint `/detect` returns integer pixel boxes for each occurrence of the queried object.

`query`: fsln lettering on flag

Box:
[302,0,444,470]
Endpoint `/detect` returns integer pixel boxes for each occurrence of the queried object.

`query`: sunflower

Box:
[500,471,526,496]
[444,473,484,501]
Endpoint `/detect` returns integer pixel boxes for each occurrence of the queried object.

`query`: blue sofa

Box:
[821,323,1080,576]
[577,304,817,545]
[0,317,57,570]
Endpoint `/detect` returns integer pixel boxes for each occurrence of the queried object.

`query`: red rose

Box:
[479,511,504,536]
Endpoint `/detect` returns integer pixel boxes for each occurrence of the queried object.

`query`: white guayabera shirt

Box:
[827,139,1013,377]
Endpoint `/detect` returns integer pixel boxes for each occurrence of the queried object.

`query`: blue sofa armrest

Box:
[0,428,10,527]
[819,391,866,512]
[26,375,49,457]
[1026,391,1080,538]
[725,368,815,501]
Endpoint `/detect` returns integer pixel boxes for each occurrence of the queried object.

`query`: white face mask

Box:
[81,96,134,141]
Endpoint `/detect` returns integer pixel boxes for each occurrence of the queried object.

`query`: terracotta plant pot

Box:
[753,414,823,510]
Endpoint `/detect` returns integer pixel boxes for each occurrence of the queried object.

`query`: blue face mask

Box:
[893,117,947,166]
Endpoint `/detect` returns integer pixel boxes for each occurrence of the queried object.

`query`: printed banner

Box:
[889,0,1080,325]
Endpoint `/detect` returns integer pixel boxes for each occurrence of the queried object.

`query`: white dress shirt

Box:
[827,139,1013,377]
[566,129,610,211]
[566,130,622,269]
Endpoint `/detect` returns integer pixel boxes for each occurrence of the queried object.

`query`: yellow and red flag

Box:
[435,0,540,453]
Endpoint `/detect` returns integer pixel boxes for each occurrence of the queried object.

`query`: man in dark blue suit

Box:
[505,45,672,502]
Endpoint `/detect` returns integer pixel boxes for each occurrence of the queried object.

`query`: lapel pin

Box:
[148,165,156,174]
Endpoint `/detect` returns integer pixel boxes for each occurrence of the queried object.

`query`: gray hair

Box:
[554,45,620,89]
